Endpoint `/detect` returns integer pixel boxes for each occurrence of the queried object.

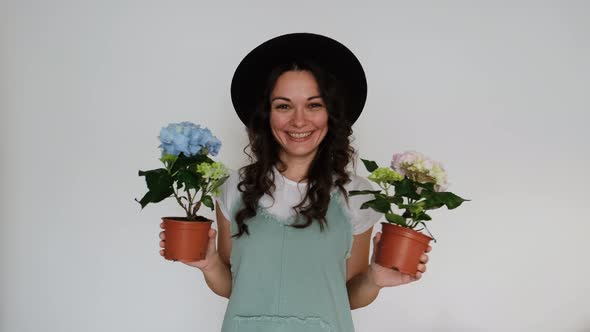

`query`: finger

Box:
[402,274,412,284]
[159,231,166,240]
[159,249,164,256]
[370,232,381,263]
[415,272,422,280]
[207,228,217,255]
[425,245,432,253]
[159,240,165,248]
[417,264,426,273]
[373,232,381,245]
[160,222,165,229]
[420,253,429,264]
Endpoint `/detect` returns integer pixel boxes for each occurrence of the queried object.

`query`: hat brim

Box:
[230,32,367,127]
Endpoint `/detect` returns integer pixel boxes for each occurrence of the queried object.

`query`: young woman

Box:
[159,32,430,332]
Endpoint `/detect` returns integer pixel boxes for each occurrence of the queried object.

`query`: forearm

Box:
[346,266,383,310]
[201,253,232,299]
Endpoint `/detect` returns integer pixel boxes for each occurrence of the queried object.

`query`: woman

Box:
[159,32,430,332]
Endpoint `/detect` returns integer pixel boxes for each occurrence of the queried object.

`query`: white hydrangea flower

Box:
[391,150,449,192]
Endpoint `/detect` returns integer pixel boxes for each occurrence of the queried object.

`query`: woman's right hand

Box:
[159,222,220,271]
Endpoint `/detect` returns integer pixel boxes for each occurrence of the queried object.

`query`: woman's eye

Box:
[275,104,290,110]
[310,103,324,109]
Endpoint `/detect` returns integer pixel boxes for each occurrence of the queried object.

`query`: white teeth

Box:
[288,131,312,138]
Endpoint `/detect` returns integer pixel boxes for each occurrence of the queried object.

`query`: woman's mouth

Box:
[287,131,313,141]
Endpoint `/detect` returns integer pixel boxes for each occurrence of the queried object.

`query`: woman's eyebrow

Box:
[271,95,323,102]
[271,96,290,102]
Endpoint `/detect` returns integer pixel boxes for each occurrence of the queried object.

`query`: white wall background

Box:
[1,1,589,331]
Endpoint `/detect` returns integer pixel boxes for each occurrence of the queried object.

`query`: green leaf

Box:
[360,158,379,173]
[415,181,436,192]
[137,168,175,208]
[393,177,421,199]
[159,154,178,170]
[176,169,202,190]
[403,203,424,215]
[348,189,381,196]
[136,188,173,208]
[419,191,444,209]
[135,192,153,208]
[375,193,388,200]
[138,168,173,192]
[423,200,445,210]
[422,191,470,210]
[387,195,404,204]
[385,212,407,226]
[171,152,210,173]
[201,195,214,211]
[439,192,470,209]
[360,198,390,213]
[210,175,229,194]
[413,212,432,221]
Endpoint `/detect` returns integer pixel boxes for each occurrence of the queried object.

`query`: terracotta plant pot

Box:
[162,216,212,262]
[375,222,432,276]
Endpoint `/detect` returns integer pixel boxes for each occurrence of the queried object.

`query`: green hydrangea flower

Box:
[196,161,229,180]
[211,185,223,198]
[368,167,404,184]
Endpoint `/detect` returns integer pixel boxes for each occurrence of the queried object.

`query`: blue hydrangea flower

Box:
[206,136,221,156]
[158,121,222,157]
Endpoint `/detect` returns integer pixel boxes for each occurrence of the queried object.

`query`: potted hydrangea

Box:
[349,150,470,276]
[135,121,229,262]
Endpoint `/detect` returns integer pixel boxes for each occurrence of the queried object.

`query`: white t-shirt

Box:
[214,165,384,235]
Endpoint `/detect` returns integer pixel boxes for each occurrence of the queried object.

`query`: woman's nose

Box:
[291,108,306,126]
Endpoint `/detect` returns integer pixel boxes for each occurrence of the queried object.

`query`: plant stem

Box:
[191,181,211,216]
[172,189,189,215]
[187,188,194,216]
[192,201,202,216]
[378,182,395,216]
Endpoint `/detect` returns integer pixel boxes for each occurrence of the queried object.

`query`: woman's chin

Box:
[281,146,319,159]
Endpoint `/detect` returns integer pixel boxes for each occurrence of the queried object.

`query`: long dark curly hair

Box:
[232,59,357,238]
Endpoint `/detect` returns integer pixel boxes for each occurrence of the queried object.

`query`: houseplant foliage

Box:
[135,121,229,262]
[349,150,470,276]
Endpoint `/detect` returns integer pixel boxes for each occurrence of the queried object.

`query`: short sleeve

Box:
[213,168,240,224]
[347,175,384,235]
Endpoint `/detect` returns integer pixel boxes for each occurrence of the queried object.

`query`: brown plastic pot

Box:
[162,216,212,262]
[375,222,432,276]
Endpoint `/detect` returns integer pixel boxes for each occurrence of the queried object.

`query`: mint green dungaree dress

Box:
[220,189,356,332]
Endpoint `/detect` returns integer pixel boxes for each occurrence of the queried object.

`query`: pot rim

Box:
[162,216,213,222]
[380,222,433,242]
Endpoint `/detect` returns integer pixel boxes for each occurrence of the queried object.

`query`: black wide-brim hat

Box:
[230,32,367,127]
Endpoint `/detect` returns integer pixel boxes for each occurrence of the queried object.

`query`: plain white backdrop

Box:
[1,1,589,331]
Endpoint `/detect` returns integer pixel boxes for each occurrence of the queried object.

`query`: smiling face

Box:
[269,70,329,165]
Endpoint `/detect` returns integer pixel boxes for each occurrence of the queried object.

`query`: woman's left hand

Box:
[368,231,431,288]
